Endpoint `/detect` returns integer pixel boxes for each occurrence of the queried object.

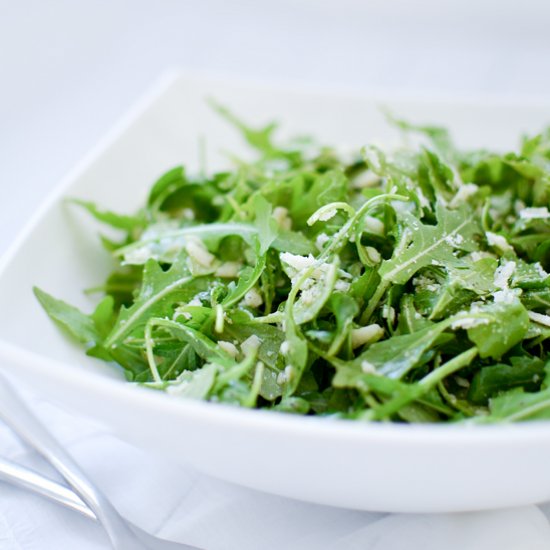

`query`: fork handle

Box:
[0,373,149,549]
[0,456,96,520]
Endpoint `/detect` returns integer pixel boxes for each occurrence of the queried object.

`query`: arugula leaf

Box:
[522,289,550,311]
[105,255,208,347]
[379,203,481,285]
[149,318,232,363]
[272,230,318,255]
[291,259,339,325]
[222,255,266,308]
[147,166,187,210]
[34,287,99,344]
[354,317,454,379]
[465,299,530,359]
[251,195,278,254]
[468,356,545,404]
[160,364,218,400]
[447,257,498,295]
[486,385,550,422]
[326,293,359,356]
[419,149,457,201]
[385,111,456,158]
[70,199,143,233]
[115,222,260,265]
[208,100,279,156]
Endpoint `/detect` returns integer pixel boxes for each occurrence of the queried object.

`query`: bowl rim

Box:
[3,338,550,445]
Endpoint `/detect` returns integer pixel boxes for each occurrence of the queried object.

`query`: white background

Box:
[3,0,550,254]
[2,1,550,548]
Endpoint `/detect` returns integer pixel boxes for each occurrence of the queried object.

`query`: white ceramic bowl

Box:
[1,73,550,513]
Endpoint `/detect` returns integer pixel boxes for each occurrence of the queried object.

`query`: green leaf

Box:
[522,288,550,311]
[286,170,349,228]
[71,199,143,232]
[469,356,545,404]
[327,292,359,356]
[147,166,186,209]
[487,385,550,421]
[86,267,142,309]
[91,295,116,338]
[465,299,530,359]
[420,149,457,200]
[385,112,456,158]
[379,203,481,285]
[511,260,550,289]
[221,315,285,400]
[208,100,279,157]
[160,363,217,400]
[397,294,432,334]
[115,222,260,265]
[222,255,266,308]
[447,256,498,295]
[291,258,340,325]
[151,318,232,363]
[332,364,452,417]
[251,195,279,255]
[271,230,318,255]
[105,256,208,347]
[34,287,99,344]
[354,317,454,379]
[284,327,309,395]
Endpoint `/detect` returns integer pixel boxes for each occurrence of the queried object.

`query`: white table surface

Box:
[2,1,550,548]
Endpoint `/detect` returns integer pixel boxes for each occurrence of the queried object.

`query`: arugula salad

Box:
[35,105,550,423]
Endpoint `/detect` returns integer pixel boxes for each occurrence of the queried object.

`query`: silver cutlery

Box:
[0,373,202,550]
[0,456,95,520]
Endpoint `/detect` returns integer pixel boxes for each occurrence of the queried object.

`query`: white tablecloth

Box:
[2,1,550,548]
[1,387,550,550]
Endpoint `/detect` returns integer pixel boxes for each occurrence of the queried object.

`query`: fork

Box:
[0,373,202,550]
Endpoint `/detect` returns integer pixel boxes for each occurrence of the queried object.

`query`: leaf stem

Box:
[370,347,478,420]
[319,193,408,262]
[359,282,388,326]
[243,361,265,408]
[502,398,550,422]
[420,347,478,388]
[359,227,410,324]
[144,321,162,384]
